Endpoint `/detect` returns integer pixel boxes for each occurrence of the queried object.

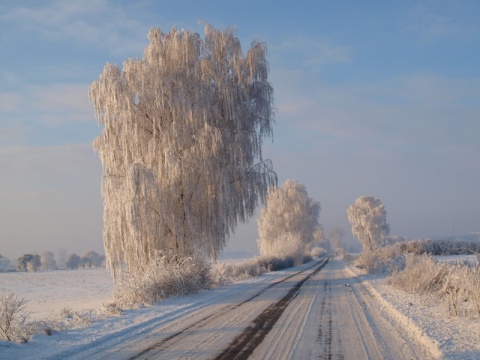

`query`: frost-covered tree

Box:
[347,196,390,253]
[17,254,40,273]
[81,251,103,268]
[89,24,276,278]
[329,227,345,251]
[39,251,57,271]
[257,180,320,258]
[0,255,11,273]
[57,249,67,270]
[65,253,80,270]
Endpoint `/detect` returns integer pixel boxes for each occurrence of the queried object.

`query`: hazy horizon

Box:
[1,1,479,260]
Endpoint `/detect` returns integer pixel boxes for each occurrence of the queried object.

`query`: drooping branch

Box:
[89,24,276,279]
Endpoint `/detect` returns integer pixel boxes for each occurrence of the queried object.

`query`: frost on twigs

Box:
[0,292,31,343]
[110,250,211,308]
[89,24,276,279]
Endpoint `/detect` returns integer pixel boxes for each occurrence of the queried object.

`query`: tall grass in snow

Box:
[389,254,480,317]
[111,251,211,308]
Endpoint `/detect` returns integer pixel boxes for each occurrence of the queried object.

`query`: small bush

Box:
[355,245,405,274]
[465,266,480,315]
[310,247,326,258]
[211,254,305,286]
[441,265,480,317]
[258,256,295,271]
[258,232,305,266]
[0,292,31,343]
[212,259,268,286]
[388,254,448,294]
[111,252,211,309]
[302,254,313,263]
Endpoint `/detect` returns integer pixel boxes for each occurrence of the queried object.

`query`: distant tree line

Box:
[13,251,105,273]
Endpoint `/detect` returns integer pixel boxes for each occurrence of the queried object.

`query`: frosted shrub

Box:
[258,256,295,271]
[211,254,304,286]
[112,251,211,308]
[310,246,326,258]
[442,267,469,316]
[354,245,404,274]
[259,232,304,266]
[388,254,448,294]
[212,259,267,285]
[99,302,123,317]
[0,292,31,343]
[442,265,480,317]
[465,266,480,315]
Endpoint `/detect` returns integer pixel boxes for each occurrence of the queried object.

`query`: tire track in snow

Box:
[214,257,330,360]
[317,280,343,360]
[126,257,328,360]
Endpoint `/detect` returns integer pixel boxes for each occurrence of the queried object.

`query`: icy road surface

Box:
[61,258,436,359]
[1,258,444,359]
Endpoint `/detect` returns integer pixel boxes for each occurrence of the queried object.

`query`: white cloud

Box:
[0,83,93,125]
[1,0,148,56]
[272,69,480,153]
[28,83,93,124]
[0,92,22,111]
[271,35,350,72]
[407,4,476,40]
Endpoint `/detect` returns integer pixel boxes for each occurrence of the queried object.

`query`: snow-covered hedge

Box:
[395,239,480,256]
[388,254,448,294]
[389,254,480,317]
[354,245,405,274]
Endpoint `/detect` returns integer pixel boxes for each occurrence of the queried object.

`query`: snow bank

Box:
[348,265,480,359]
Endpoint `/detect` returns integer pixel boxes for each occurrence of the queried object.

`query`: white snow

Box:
[0,260,479,359]
[435,254,478,266]
[0,268,112,321]
[351,266,480,359]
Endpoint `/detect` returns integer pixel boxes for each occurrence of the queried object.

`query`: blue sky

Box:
[1,0,479,259]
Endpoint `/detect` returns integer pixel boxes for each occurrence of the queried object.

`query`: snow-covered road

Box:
[1,258,443,359]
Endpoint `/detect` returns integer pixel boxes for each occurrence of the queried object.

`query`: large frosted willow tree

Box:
[89,25,276,278]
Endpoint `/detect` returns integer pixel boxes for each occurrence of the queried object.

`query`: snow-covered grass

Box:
[388,254,480,317]
[0,268,113,322]
[0,254,310,344]
[1,256,479,358]
[111,255,211,309]
[435,254,478,266]
[353,265,480,358]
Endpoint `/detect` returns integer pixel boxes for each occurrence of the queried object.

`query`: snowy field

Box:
[0,268,113,321]
[435,254,479,266]
[0,259,479,359]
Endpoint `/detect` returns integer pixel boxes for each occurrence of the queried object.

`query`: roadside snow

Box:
[351,266,480,359]
[1,261,479,359]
